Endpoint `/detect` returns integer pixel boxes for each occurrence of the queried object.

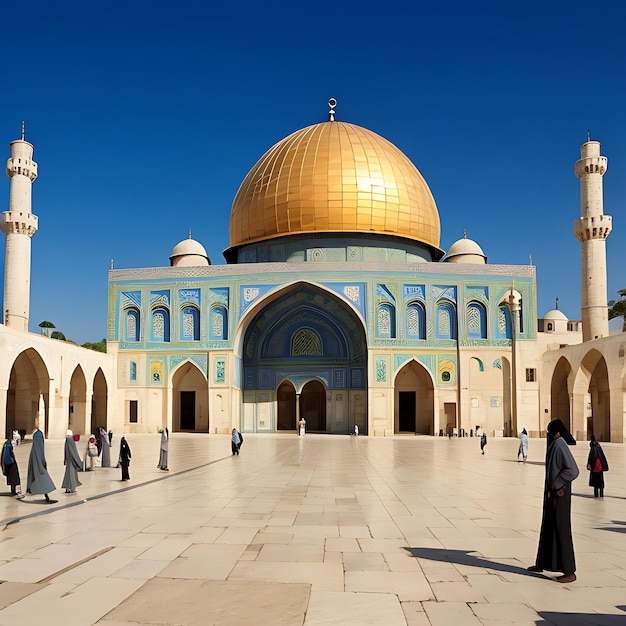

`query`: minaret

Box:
[574,139,612,341]
[1,124,38,332]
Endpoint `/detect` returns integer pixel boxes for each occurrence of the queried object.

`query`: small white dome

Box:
[444,236,486,264]
[169,237,210,266]
[543,309,568,321]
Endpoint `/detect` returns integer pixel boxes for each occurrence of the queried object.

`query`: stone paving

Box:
[0,432,625,625]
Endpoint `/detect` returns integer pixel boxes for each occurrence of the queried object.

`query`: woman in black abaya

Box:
[527,419,579,583]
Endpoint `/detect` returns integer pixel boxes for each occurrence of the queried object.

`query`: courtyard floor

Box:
[0,432,625,625]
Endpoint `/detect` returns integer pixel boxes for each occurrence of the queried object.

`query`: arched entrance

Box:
[172,361,208,432]
[241,283,367,434]
[91,369,108,435]
[277,380,296,430]
[582,352,610,442]
[6,349,50,438]
[551,356,572,432]
[394,360,434,434]
[300,380,327,432]
[69,366,87,435]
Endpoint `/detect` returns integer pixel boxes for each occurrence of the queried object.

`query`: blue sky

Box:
[1,1,625,344]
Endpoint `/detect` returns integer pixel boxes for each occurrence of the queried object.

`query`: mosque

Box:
[1,102,624,442]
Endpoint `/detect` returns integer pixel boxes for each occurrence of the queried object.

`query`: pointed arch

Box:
[69,365,88,435]
[91,368,108,435]
[277,379,297,430]
[406,300,426,340]
[151,306,170,342]
[237,281,367,434]
[171,360,208,432]
[467,301,487,339]
[551,356,573,433]
[436,300,456,340]
[125,307,140,342]
[5,348,50,438]
[394,359,434,434]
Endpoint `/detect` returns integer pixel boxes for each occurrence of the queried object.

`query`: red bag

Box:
[73,433,80,442]
[593,457,603,472]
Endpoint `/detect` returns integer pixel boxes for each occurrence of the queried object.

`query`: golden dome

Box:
[228,121,442,257]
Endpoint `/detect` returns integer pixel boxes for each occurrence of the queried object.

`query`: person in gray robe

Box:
[62,430,83,493]
[157,427,169,470]
[26,428,56,503]
[99,427,111,467]
[527,419,579,583]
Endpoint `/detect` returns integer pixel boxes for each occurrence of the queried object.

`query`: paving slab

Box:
[0,433,625,625]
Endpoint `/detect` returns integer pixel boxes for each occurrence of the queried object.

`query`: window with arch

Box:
[466,302,487,339]
[125,308,140,342]
[292,328,322,356]
[496,305,512,339]
[210,305,228,340]
[436,301,456,340]
[406,301,426,339]
[151,307,170,342]
[377,304,396,339]
[180,305,200,341]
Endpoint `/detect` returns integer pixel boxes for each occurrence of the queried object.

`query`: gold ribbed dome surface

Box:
[229,121,441,251]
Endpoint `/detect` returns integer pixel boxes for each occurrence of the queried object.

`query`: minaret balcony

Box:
[574,215,612,242]
[575,156,607,178]
[6,157,38,181]
[1,210,38,236]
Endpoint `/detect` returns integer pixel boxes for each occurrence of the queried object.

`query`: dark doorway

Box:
[180,391,195,430]
[300,380,326,431]
[399,391,416,432]
[277,381,296,430]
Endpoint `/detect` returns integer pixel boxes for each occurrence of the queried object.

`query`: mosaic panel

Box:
[403,284,425,301]
[150,290,169,307]
[216,358,225,383]
[376,358,387,383]
[179,288,200,306]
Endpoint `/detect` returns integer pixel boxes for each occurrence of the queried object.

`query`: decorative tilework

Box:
[216,358,225,383]
[404,284,425,301]
[376,358,387,383]
[179,288,200,306]
[492,358,502,370]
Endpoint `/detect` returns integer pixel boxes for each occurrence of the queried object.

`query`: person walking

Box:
[157,427,169,471]
[99,426,112,468]
[586,435,608,498]
[518,428,529,462]
[480,432,487,454]
[231,428,243,455]
[298,418,306,437]
[1,436,24,498]
[26,428,56,503]
[527,418,579,583]
[84,434,98,471]
[119,436,132,481]
[62,429,83,494]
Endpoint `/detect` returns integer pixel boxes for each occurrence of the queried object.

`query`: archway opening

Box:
[587,356,610,442]
[69,366,87,435]
[277,380,296,431]
[300,380,326,432]
[91,368,108,436]
[5,349,50,438]
[551,357,572,432]
[241,283,367,434]
[394,360,434,434]
[172,361,208,432]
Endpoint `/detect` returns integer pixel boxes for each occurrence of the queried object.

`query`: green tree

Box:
[608,288,626,331]
[38,320,55,337]
[82,339,107,353]
[50,331,66,341]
